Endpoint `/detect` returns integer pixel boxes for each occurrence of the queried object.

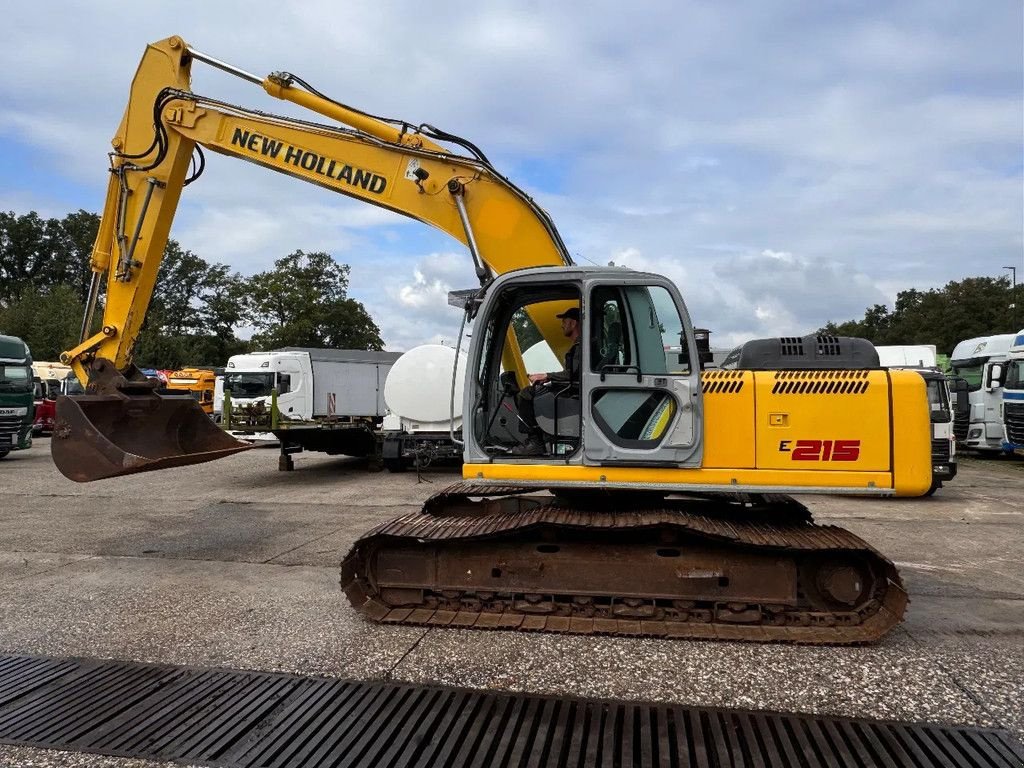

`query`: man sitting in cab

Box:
[511,306,581,456]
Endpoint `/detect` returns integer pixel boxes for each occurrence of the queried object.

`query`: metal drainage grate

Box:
[0,655,1020,767]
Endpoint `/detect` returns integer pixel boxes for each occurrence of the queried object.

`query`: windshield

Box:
[223,372,275,398]
[925,378,951,421]
[1006,360,1023,390]
[63,377,85,396]
[950,363,983,392]
[0,364,33,393]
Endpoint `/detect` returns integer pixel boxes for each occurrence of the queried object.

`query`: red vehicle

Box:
[32,377,59,436]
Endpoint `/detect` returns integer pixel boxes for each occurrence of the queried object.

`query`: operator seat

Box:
[534,382,581,439]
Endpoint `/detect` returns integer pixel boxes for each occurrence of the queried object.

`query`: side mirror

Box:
[986,363,1004,389]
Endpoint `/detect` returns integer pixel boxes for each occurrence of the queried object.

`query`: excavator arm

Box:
[54,35,573,481]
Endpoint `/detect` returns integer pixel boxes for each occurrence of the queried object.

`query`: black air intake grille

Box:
[779,336,804,356]
[701,370,746,394]
[771,370,872,395]
[816,335,842,355]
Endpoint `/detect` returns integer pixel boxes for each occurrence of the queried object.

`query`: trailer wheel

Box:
[382,437,407,473]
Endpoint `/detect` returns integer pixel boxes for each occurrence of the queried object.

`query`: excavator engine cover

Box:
[53,390,251,482]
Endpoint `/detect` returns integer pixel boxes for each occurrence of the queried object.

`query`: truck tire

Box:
[383,456,407,473]
[382,436,406,473]
[0,450,9,460]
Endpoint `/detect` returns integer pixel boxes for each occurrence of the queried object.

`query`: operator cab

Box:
[464,267,704,468]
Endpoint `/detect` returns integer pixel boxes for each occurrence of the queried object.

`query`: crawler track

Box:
[341,483,907,644]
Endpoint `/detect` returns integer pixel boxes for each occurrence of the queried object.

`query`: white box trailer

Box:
[875,345,937,369]
[223,348,400,423]
[276,347,400,418]
[222,348,400,453]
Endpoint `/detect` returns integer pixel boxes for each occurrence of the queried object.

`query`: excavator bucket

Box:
[52,393,252,482]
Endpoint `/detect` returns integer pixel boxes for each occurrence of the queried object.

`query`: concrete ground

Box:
[0,441,1021,766]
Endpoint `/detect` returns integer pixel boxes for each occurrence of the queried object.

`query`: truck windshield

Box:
[1006,360,1023,390]
[0,365,33,393]
[63,377,86,396]
[223,372,275,398]
[925,378,950,420]
[950,362,984,392]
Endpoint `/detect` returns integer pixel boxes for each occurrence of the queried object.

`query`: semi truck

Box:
[1002,329,1024,454]
[0,335,36,458]
[949,334,1017,454]
[220,348,401,468]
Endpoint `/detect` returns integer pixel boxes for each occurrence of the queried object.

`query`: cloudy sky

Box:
[2,2,1021,351]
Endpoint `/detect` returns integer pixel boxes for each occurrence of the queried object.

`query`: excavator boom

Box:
[55,36,572,481]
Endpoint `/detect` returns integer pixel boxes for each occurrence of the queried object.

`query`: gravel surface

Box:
[0,443,1021,765]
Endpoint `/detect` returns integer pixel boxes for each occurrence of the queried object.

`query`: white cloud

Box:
[0,1,1019,358]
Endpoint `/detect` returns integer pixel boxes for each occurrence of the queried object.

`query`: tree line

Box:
[820,277,1022,355]
[0,210,383,367]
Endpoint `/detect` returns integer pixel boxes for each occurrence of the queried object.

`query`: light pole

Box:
[1005,266,1017,330]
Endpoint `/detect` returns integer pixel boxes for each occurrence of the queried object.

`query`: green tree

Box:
[822,275,1022,354]
[0,210,99,307]
[245,250,383,350]
[134,239,249,368]
[0,285,84,361]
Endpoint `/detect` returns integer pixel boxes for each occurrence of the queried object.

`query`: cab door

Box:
[582,279,703,467]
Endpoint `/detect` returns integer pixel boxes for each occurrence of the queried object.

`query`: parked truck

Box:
[1001,329,1024,454]
[0,335,35,458]
[221,347,401,469]
[875,345,957,489]
[30,362,73,435]
[166,367,219,415]
[949,334,1017,454]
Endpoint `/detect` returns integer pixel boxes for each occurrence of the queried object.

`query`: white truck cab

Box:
[221,351,311,442]
[950,334,1017,453]
[1001,329,1024,453]
[221,348,399,444]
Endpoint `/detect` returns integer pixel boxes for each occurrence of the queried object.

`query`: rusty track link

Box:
[340,483,907,644]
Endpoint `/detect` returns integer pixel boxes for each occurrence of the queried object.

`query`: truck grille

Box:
[931,437,951,463]
[0,415,22,436]
[1005,402,1024,445]
[953,409,969,442]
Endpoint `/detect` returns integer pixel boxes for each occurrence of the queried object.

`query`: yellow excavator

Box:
[54,36,932,644]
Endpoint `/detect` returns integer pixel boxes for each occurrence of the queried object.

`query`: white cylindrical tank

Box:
[384,345,467,428]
